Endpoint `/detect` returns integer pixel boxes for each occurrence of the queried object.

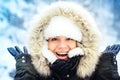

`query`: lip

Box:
[56,52,68,60]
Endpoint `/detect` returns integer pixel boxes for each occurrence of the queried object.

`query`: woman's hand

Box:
[102,44,120,55]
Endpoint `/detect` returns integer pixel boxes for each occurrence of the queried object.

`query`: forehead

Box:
[48,36,77,41]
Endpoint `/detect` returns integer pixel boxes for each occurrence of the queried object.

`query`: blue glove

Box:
[103,44,120,55]
[7,46,31,64]
[7,46,28,58]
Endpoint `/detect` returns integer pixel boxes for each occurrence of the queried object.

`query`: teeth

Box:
[56,52,68,56]
[57,52,67,55]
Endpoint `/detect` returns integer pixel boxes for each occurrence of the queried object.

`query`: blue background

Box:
[0,0,120,80]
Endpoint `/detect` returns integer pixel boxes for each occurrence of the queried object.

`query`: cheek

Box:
[48,42,56,51]
[69,41,77,49]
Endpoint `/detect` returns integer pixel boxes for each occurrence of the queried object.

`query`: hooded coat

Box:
[14,1,120,80]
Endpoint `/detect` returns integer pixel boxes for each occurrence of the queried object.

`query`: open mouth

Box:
[56,52,68,60]
[56,53,68,56]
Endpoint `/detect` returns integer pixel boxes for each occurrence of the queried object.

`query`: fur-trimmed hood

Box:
[27,1,101,78]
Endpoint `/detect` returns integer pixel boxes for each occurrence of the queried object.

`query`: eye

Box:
[51,37,58,41]
[66,38,73,41]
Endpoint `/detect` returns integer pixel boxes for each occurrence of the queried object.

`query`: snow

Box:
[0,0,120,80]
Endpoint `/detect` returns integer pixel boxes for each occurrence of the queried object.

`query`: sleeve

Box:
[14,54,40,80]
[93,53,120,80]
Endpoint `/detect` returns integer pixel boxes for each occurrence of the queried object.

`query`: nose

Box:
[58,40,69,50]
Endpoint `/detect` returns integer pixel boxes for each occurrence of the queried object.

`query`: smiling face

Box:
[48,36,77,60]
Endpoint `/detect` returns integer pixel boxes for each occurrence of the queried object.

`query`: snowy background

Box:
[0,0,120,80]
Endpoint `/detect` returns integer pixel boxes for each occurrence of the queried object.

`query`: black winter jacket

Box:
[14,53,120,80]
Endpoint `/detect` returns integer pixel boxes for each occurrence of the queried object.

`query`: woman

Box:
[7,1,120,80]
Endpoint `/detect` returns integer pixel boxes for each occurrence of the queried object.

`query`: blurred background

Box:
[0,0,120,80]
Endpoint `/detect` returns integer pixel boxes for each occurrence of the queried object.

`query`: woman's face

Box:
[48,36,77,60]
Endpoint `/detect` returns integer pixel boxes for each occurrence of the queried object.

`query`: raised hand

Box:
[7,46,31,64]
[103,44,120,55]
[7,46,28,58]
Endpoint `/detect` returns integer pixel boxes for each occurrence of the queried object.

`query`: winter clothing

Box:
[102,44,120,55]
[43,16,82,42]
[7,46,120,80]
[7,1,120,80]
